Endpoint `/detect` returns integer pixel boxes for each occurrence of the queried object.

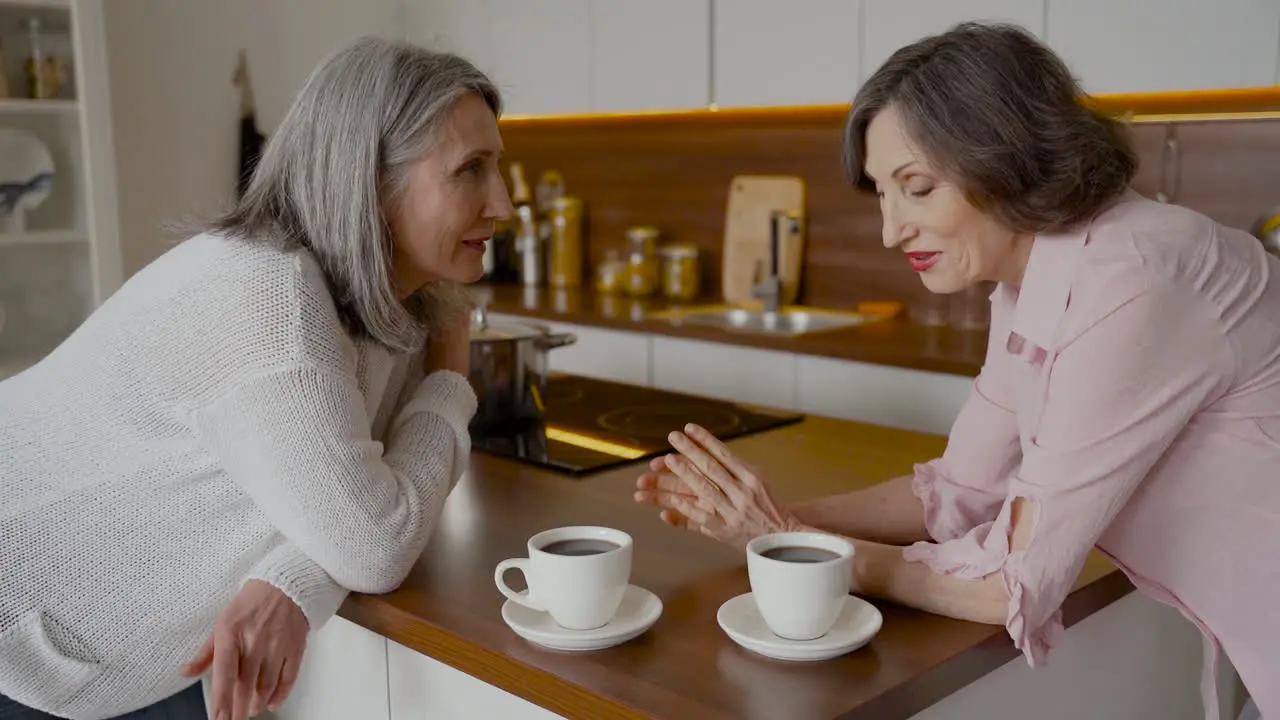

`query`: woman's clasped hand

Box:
[634,423,807,550]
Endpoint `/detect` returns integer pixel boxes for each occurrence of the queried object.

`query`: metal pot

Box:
[467,304,576,435]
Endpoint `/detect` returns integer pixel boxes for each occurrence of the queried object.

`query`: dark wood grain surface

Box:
[339,412,1131,720]
[497,106,1280,319]
[474,283,989,377]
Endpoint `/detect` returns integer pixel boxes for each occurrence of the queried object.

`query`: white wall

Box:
[102,0,401,277]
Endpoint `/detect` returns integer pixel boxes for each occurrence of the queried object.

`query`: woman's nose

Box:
[487,174,515,220]
[881,202,910,248]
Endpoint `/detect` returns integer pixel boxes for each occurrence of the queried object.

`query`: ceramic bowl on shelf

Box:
[0,128,55,228]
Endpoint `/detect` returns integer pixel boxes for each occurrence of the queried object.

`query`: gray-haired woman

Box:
[0,36,510,720]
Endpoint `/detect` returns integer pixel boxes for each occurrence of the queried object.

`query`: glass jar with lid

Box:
[623,225,661,297]
[594,249,627,294]
[548,196,584,288]
[659,244,700,301]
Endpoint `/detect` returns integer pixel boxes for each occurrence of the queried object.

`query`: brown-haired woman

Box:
[636,22,1274,720]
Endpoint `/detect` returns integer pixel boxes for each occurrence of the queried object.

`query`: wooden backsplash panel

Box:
[498,112,1280,311]
[1127,120,1280,232]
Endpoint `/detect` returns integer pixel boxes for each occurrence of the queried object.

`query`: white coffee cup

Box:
[746,531,855,641]
[494,526,633,631]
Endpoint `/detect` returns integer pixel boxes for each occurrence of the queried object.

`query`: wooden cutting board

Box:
[721,174,806,307]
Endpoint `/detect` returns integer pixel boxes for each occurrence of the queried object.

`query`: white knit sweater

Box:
[0,233,476,719]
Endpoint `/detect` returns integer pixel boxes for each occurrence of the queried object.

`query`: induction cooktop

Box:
[469,374,804,476]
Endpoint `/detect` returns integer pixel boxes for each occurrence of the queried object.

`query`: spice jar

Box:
[623,225,660,297]
[660,244,700,301]
[548,196,584,288]
[594,249,627,294]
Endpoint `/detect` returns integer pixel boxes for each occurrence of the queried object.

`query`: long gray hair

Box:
[203,36,502,353]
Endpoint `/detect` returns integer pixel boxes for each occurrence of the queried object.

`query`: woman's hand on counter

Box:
[634,423,806,550]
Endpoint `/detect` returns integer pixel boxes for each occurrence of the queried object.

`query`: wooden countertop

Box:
[475,283,987,377]
[338,411,1131,720]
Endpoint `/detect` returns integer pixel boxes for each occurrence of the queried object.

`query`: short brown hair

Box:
[842,22,1137,234]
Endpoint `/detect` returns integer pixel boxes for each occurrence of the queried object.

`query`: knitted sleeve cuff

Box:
[246,541,349,631]
[395,369,477,435]
[393,369,476,491]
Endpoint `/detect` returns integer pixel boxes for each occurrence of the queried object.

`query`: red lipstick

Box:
[906,251,940,272]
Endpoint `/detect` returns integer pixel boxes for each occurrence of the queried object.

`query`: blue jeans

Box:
[0,682,207,720]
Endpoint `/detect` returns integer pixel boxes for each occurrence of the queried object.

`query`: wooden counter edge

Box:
[339,596,661,720]
[338,566,1134,720]
[479,293,986,378]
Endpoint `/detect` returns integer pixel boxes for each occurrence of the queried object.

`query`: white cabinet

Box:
[489,0,591,115]
[542,320,652,386]
[712,0,861,108]
[387,640,565,720]
[588,0,710,112]
[405,1,1280,116]
[860,0,1046,83]
[487,311,978,432]
[796,354,972,436]
[1046,0,1280,93]
[405,0,593,115]
[405,0,708,114]
[651,336,796,410]
[270,616,391,720]
[487,313,652,386]
[403,0,497,76]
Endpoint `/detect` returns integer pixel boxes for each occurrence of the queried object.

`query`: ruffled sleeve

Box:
[905,277,1234,667]
[911,286,1022,543]
[905,498,1063,664]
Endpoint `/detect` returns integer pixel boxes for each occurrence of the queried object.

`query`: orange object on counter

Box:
[856,301,904,320]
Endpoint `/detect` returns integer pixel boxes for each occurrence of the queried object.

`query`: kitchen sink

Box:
[647,305,874,336]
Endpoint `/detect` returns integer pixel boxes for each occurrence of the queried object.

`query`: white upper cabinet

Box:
[860,0,1047,82]
[405,0,592,115]
[403,0,498,77]
[588,0,710,112]
[713,0,862,108]
[405,0,708,115]
[404,1,1280,116]
[489,0,591,115]
[1046,0,1280,93]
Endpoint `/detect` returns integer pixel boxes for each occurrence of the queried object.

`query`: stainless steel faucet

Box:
[751,209,800,314]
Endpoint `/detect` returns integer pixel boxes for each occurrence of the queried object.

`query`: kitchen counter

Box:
[475,284,987,377]
[333,412,1133,720]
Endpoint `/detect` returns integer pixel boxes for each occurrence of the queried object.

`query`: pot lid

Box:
[469,305,544,342]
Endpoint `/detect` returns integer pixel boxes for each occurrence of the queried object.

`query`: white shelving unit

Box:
[0,0,118,374]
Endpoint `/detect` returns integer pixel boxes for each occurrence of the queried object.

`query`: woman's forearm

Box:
[788,474,931,546]
[848,537,1008,625]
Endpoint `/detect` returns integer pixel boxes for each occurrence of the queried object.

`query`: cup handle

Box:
[494,558,544,612]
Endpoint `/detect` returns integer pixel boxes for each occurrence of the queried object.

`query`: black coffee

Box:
[761,545,840,563]
[542,539,620,556]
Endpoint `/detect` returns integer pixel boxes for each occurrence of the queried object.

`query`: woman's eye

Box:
[909,185,934,198]
[457,161,481,177]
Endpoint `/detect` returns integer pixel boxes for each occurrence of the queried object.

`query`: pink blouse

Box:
[904,190,1279,720]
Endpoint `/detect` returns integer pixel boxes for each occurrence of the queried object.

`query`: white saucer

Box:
[502,584,663,652]
[717,592,883,662]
